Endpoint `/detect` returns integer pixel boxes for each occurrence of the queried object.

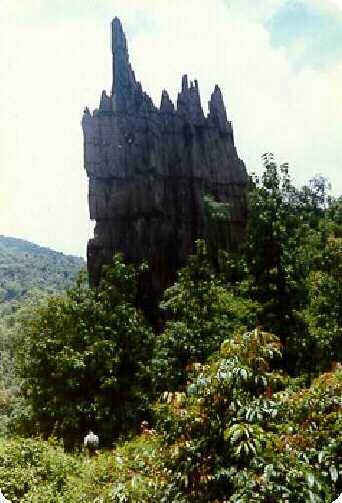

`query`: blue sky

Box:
[268,0,342,67]
[0,0,341,256]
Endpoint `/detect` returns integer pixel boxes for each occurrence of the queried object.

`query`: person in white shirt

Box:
[83,429,99,456]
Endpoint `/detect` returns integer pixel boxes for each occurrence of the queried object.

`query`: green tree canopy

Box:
[15,255,154,448]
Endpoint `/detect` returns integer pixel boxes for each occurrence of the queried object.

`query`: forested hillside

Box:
[0,236,84,315]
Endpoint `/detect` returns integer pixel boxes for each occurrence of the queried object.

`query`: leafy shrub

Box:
[0,437,79,502]
[0,435,184,503]
[154,329,341,502]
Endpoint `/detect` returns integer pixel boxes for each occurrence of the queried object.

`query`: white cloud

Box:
[0,0,341,256]
[329,0,342,10]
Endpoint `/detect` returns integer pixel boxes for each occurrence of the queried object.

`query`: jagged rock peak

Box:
[208,84,231,134]
[111,17,148,113]
[160,90,175,113]
[177,75,190,114]
[99,90,112,112]
[98,19,230,125]
[181,74,189,92]
[189,80,204,123]
[209,84,225,108]
[177,74,205,123]
[111,17,127,51]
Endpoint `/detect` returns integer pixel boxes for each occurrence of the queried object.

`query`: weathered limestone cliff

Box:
[83,18,249,308]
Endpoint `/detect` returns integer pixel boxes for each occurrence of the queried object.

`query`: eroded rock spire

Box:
[111,17,134,112]
[111,17,154,113]
[83,18,248,312]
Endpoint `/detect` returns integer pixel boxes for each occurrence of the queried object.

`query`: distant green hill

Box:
[0,236,85,315]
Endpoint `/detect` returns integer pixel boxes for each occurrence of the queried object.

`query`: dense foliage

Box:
[0,348,340,501]
[0,237,84,436]
[154,331,341,502]
[238,155,341,374]
[15,257,153,448]
[0,435,180,502]
[0,437,79,502]
[152,240,259,391]
[0,157,340,501]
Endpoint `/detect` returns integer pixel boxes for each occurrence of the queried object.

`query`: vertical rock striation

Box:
[83,18,249,309]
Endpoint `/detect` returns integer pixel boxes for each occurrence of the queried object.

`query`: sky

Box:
[0,0,341,257]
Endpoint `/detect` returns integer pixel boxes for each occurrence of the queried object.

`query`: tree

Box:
[152,241,259,391]
[298,232,342,373]
[15,255,154,448]
[243,156,336,370]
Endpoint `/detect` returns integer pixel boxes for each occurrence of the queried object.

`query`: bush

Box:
[154,329,342,501]
[0,435,182,503]
[0,437,79,502]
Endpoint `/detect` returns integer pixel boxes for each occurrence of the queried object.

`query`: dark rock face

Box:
[83,18,249,308]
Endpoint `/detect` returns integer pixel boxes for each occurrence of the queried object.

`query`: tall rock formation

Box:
[83,18,249,309]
